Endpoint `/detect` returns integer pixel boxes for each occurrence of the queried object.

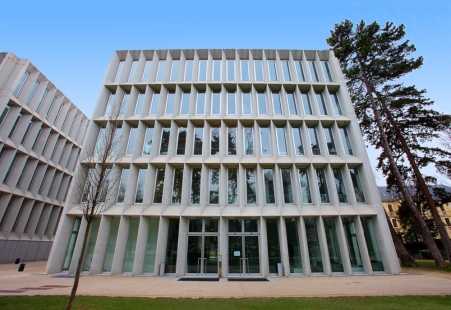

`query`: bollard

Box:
[218,255,222,278]
[159,262,165,276]
[15,258,20,264]
[18,263,26,272]
[277,263,283,276]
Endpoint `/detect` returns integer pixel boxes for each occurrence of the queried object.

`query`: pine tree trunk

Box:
[385,212,418,267]
[66,219,93,310]
[374,90,451,263]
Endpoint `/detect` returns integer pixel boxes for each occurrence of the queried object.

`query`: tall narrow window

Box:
[227,127,237,155]
[16,158,29,187]
[285,218,302,273]
[156,60,166,81]
[308,61,319,82]
[213,60,221,81]
[134,93,145,115]
[209,168,219,204]
[316,168,330,203]
[61,109,71,130]
[281,168,293,203]
[308,127,320,155]
[142,126,154,155]
[20,120,33,144]
[292,127,304,155]
[287,92,297,115]
[193,127,203,155]
[242,91,251,115]
[330,93,342,115]
[172,168,183,203]
[62,217,81,271]
[295,61,305,82]
[149,92,160,115]
[3,153,17,183]
[196,91,205,114]
[171,60,179,81]
[324,127,337,155]
[176,127,186,155]
[299,168,312,203]
[117,168,130,203]
[153,168,165,203]
[120,94,129,115]
[333,168,347,203]
[191,168,201,204]
[198,60,207,81]
[254,60,263,81]
[25,80,39,105]
[210,127,220,155]
[276,127,287,155]
[342,217,364,272]
[241,60,249,81]
[264,169,275,204]
[282,61,291,81]
[301,92,312,115]
[135,168,147,203]
[227,92,236,114]
[260,126,271,155]
[165,92,175,115]
[142,60,152,81]
[211,92,220,115]
[180,92,190,115]
[31,125,42,150]
[323,217,343,272]
[128,61,138,82]
[272,92,282,115]
[349,168,365,202]
[305,217,323,273]
[246,168,256,204]
[8,113,22,138]
[321,62,333,82]
[268,60,277,81]
[228,168,238,204]
[361,218,384,271]
[185,60,193,81]
[244,127,254,155]
[160,126,170,155]
[227,60,235,81]
[105,94,114,116]
[126,127,137,155]
[316,92,328,115]
[36,88,48,112]
[257,92,267,114]
[115,61,124,82]
[112,127,122,156]
[0,104,11,126]
[13,71,29,96]
[338,127,353,156]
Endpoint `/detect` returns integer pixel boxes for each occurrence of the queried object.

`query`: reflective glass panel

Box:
[165,218,179,273]
[241,60,249,81]
[134,93,145,115]
[227,92,236,114]
[292,127,304,155]
[123,217,140,273]
[321,62,333,82]
[330,93,342,115]
[257,92,267,114]
[165,92,175,115]
[115,61,124,82]
[142,127,153,155]
[323,217,344,272]
[244,127,254,155]
[264,169,275,204]
[153,168,165,203]
[349,168,365,202]
[210,127,220,155]
[212,92,220,114]
[242,91,251,114]
[149,92,160,115]
[333,168,347,203]
[254,60,263,81]
[287,92,297,115]
[176,127,186,155]
[196,92,205,114]
[227,60,234,81]
[301,92,312,115]
[157,60,166,81]
[172,168,183,203]
[282,61,291,81]
[308,127,320,155]
[103,217,120,273]
[305,217,323,272]
[228,127,237,155]
[180,92,190,115]
[128,61,138,82]
[299,168,312,203]
[191,168,201,204]
[316,168,330,203]
[213,60,221,81]
[120,94,129,115]
[142,60,152,81]
[272,92,282,115]
[268,60,277,81]
[260,127,271,155]
[160,127,170,155]
[246,169,256,204]
[228,168,238,204]
[126,127,137,155]
[171,60,179,81]
[135,168,147,203]
[266,218,281,273]
[285,218,302,273]
[117,168,129,203]
[193,127,203,155]
[276,127,287,155]
[209,168,219,204]
[185,60,193,81]
[143,218,159,273]
[281,168,293,203]
[361,218,384,271]
[199,60,207,81]
[308,61,319,82]
[82,218,100,271]
[324,127,337,155]
[339,127,353,155]
[316,92,328,115]
[342,217,364,272]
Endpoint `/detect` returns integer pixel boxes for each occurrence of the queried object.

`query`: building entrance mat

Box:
[227,277,269,282]
[52,275,79,278]
[178,277,219,281]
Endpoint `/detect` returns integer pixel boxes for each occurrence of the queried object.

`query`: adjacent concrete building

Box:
[0,52,89,263]
[47,49,400,277]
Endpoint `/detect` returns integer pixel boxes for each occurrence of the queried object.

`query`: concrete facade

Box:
[0,52,89,263]
[46,49,400,277]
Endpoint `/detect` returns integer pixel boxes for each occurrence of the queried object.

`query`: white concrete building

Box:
[47,49,400,277]
[0,52,89,263]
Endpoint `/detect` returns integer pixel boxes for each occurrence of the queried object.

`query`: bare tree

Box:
[66,117,121,310]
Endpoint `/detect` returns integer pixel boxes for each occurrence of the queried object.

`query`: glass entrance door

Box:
[186,219,219,275]
[227,219,260,275]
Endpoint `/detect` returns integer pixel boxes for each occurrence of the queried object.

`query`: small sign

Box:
[234,251,240,257]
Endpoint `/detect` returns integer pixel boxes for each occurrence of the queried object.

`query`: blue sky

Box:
[1,0,450,185]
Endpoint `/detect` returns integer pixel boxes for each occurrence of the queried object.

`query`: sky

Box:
[1,0,450,185]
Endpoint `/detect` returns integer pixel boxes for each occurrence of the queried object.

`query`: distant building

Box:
[0,52,89,263]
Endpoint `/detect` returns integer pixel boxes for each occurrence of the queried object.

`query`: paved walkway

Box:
[0,261,450,298]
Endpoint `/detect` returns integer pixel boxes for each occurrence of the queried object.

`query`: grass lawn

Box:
[416,260,451,271]
[0,296,450,310]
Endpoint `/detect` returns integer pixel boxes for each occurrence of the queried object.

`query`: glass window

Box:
[123,217,140,273]
[115,61,124,82]
[246,168,256,204]
[316,168,330,203]
[13,71,29,96]
[227,92,236,114]
[129,61,138,82]
[82,218,100,271]
[8,113,22,138]
[120,94,129,115]
[62,217,81,271]
[281,168,293,203]
[333,168,347,203]
[268,60,277,81]
[171,60,179,81]
[301,92,312,115]
[142,60,152,81]
[142,127,153,155]
[244,127,254,155]
[117,168,130,203]
[191,168,201,204]
[228,168,238,204]
[105,94,114,116]
[126,127,137,155]
[308,127,320,155]
[330,93,342,116]
[260,126,271,155]
[165,92,175,115]
[149,92,160,115]
[292,127,304,155]
[242,91,251,115]
[156,60,166,81]
[254,60,263,81]
[294,61,305,82]
[45,97,56,120]
[172,168,183,203]
[257,92,267,114]
[349,168,365,202]
[31,125,42,150]
[210,127,220,155]
[21,120,33,144]
[299,168,312,203]
[198,60,207,81]
[227,127,237,155]
[211,92,221,115]
[264,169,275,204]
[281,61,291,81]
[324,127,337,155]
[3,153,17,183]
[272,92,282,115]
[316,92,328,115]
[241,60,249,81]
[321,62,333,82]
[165,218,179,273]
[285,218,302,273]
[339,127,353,155]
[276,127,287,155]
[267,218,281,274]
[304,217,323,272]
[213,60,221,81]
[36,88,48,112]
[287,92,297,115]
[153,168,165,203]
[196,92,205,114]
[176,127,186,155]
[134,93,145,115]
[209,168,219,204]
[227,60,234,81]
[308,61,319,82]
[0,104,11,126]
[193,127,203,155]
[180,92,190,115]
[185,60,193,81]
[25,80,39,105]
[135,168,147,203]
[342,217,364,272]
[323,217,344,272]
[361,217,384,271]
[160,126,170,155]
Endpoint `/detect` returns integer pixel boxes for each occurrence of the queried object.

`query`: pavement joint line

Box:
[136,276,176,296]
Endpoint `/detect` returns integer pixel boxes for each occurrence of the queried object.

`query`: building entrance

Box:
[228,219,260,275]
[186,219,219,275]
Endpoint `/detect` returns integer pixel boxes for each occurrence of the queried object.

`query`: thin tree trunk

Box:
[66,219,93,310]
[385,212,418,267]
[374,90,451,262]
[356,56,447,268]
